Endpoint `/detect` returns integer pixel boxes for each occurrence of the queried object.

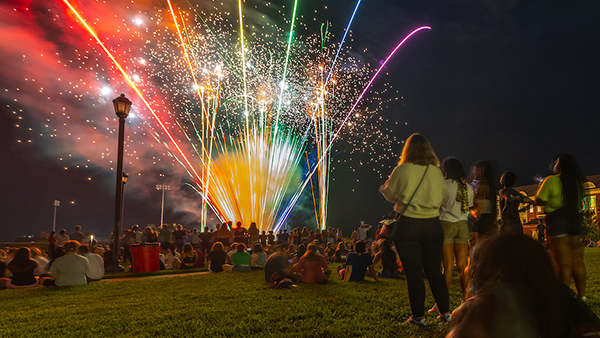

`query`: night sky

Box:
[1,0,599,242]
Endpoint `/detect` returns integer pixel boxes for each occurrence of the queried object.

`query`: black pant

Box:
[394,216,449,317]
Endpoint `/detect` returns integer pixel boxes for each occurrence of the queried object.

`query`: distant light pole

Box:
[52,199,60,232]
[156,174,171,228]
[107,94,132,273]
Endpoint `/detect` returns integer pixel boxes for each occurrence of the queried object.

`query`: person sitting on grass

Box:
[226,242,239,264]
[296,243,306,260]
[43,240,89,287]
[0,247,39,289]
[223,243,251,272]
[30,247,49,276]
[163,244,181,270]
[294,244,331,284]
[264,244,293,282]
[339,241,378,282]
[78,245,104,281]
[207,242,227,273]
[250,243,267,269]
[313,240,325,255]
[448,234,600,338]
[46,246,66,271]
[372,239,400,279]
[323,242,335,263]
[285,244,297,263]
[333,242,349,263]
[193,247,205,268]
[179,243,197,269]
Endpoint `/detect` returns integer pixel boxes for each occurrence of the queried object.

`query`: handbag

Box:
[380,165,430,240]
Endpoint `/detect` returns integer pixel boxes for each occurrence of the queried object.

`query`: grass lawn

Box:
[1,248,600,338]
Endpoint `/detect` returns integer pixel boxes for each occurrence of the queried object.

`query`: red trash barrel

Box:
[129,243,161,272]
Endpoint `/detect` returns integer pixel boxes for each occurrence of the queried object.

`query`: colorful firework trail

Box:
[1,0,429,232]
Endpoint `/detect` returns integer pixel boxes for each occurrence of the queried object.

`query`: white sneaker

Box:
[407,316,427,328]
[438,312,452,323]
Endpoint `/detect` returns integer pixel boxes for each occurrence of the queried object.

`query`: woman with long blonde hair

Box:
[379,133,450,328]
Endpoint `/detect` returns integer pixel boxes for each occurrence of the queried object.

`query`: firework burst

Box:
[2,0,429,232]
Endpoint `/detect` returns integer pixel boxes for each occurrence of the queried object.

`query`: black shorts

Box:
[545,208,584,238]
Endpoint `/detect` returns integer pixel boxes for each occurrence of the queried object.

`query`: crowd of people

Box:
[123,221,396,285]
[0,221,396,292]
[379,133,600,336]
[1,228,105,289]
[2,132,600,336]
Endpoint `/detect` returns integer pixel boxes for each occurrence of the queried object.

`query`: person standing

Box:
[122,229,136,263]
[56,229,69,247]
[439,157,473,301]
[70,225,85,243]
[469,160,498,240]
[536,219,546,244]
[350,227,359,245]
[128,225,141,244]
[379,133,450,328]
[48,231,57,256]
[190,228,201,248]
[499,171,524,234]
[215,222,232,248]
[233,221,247,245]
[248,222,260,246]
[357,221,371,242]
[171,224,187,252]
[199,227,213,255]
[158,224,172,250]
[535,154,587,300]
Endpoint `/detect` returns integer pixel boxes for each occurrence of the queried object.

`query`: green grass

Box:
[1,249,600,338]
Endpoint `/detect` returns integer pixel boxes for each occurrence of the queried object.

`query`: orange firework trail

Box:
[62,0,205,188]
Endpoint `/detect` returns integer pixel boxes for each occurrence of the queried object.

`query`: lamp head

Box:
[113,94,132,118]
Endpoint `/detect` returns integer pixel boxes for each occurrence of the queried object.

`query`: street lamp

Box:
[52,199,60,232]
[107,94,132,273]
[156,174,171,228]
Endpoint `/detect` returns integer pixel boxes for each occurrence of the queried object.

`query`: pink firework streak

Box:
[280,26,432,221]
[330,26,432,150]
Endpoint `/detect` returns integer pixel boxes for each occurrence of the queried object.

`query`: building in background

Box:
[514,175,600,237]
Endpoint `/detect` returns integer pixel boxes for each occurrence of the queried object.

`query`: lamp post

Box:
[156,174,171,228]
[107,94,132,273]
[52,199,60,232]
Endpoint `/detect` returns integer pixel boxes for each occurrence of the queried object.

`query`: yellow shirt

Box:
[535,175,583,213]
